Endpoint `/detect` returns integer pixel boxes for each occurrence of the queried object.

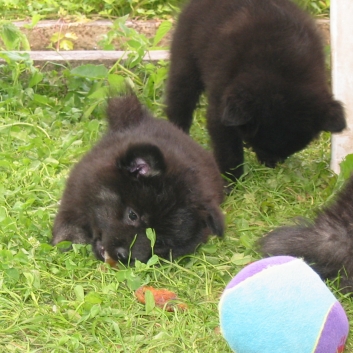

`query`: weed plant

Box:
[1,6,352,353]
[0,0,329,20]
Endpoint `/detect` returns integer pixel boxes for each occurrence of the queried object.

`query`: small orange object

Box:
[104,251,118,268]
[135,285,188,311]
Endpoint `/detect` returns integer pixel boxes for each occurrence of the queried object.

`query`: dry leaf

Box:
[135,285,188,311]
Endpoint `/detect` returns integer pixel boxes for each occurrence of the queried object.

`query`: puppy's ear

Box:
[322,100,346,132]
[221,93,253,127]
[204,203,225,237]
[107,94,147,131]
[119,143,166,178]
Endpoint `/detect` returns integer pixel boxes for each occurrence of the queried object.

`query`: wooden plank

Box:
[0,50,169,63]
[330,0,353,172]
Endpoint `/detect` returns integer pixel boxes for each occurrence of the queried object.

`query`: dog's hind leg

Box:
[165,42,204,133]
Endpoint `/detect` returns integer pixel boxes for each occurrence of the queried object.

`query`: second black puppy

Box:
[52,94,225,264]
[166,0,346,180]
[259,174,353,294]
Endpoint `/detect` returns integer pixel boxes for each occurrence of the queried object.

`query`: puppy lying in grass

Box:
[52,94,225,264]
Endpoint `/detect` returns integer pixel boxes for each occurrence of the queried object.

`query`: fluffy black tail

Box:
[258,175,353,293]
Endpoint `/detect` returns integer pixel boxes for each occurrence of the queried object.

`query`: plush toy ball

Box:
[219,256,349,353]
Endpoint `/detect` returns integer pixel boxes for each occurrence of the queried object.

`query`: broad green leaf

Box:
[153,21,172,47]
[126,39,142,50]
[0,207,6,222]
[0,23,30,50]
[336,153,353,189]
[146,228,156,248]
[33,94,51,105]
[70,64,108,79]
[55,241,72,250]
[89,304,101,318]
[84,293,102,311]
[0,51,30,63]
[5,268,20,282]
[88,86,108,100]
[0,160,10,168]
[50,32,65,43]
[126,274,143,291]
[111,321,122,337]
[115,269,130,282]
[29,71,44,88]
[201,243,218,254]
[60,39,74,51]
[0,250,13,262]
[339,153,353,181]
[240,234,253,248]
[23,271,34,286]
[23,14,42,29]
[30,270,41,289]
[146,254,159,267]
[44,157,59,165]
[84,292,102,305]
[65,32,78,40]
[231,253,253,266]
[74,285,85,302]
[82,101,101,120]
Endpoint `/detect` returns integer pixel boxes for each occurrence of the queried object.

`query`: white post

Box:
[330,0,353,173]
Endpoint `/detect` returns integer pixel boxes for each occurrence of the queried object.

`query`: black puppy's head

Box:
[221,71,346,167]
[90,143,224,264]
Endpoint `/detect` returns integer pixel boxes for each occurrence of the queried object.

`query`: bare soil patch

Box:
[14,19,171,51]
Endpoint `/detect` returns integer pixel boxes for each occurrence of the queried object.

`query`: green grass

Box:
[0,0,329,20]
[1,53,353,352]
[0,4,352,352]
[0,0,182,20]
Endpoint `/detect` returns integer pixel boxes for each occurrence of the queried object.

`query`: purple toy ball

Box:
[219,256,349,353]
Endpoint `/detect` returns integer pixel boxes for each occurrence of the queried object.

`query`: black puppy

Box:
[259,174,353,293]
[166,0,346,180]
[52,94,225,264]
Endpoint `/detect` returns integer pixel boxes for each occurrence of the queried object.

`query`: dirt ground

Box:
[14,19,172,51]
[13,18,329,51]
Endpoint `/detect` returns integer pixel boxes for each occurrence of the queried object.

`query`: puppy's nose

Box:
[116,247,129,262]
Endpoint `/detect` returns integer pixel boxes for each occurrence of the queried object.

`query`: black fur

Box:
[259,175,353,293]
[166,0,346,180]
[52,94,225,264]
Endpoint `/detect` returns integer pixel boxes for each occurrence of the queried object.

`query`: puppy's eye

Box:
[128,209,138,221]
[125,207,140,225]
